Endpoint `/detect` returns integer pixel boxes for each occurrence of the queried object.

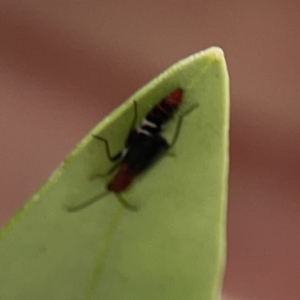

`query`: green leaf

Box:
[0,47,229,300]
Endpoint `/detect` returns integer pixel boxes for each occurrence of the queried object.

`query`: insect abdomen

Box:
[137,88,183,136]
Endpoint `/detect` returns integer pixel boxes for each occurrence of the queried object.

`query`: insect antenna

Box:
[66,191,138,212]
[66,191,110,212]
[115,193,139,211]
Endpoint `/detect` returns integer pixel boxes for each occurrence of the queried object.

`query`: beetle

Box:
[67,88,195,212]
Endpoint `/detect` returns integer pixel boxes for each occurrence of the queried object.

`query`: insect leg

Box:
[89,160,122,180]
[169,116,183,148]
[169,104,199,148]
[93,102,137,161]
[93,135,122,162]
[130,101,138,131]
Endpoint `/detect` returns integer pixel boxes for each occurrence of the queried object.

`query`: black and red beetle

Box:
[68,88,195,212]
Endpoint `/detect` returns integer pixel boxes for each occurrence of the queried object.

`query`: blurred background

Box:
[1,1,299,299]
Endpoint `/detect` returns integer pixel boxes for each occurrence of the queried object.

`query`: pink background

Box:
[1,1,299,299]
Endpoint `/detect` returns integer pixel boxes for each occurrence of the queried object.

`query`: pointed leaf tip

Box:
[0,47,229,300]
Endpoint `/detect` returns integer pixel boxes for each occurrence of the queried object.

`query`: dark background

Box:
[1,1,299,299]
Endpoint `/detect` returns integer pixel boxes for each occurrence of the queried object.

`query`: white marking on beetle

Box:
[136,127,152,136]
[142,118,157,128]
